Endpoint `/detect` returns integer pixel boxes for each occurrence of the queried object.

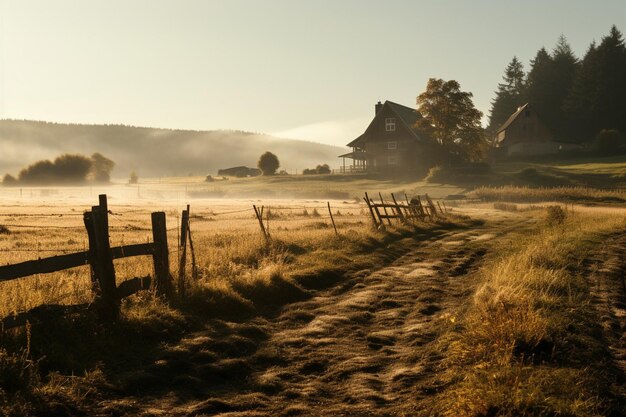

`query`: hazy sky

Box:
[0,0,624,146]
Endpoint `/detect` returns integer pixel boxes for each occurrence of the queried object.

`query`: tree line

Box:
[3,153,115,185]
[488,25,626,143]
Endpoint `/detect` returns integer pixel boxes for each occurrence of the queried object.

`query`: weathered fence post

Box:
[88,194,119,322]
[424,194,439,217]
[379,192,392,226]
[253,205,269,243]
[151,212,173,298]
[363,192,379,228]
[417,196,427,217]
[390,193,406,222]
[327,202,338,236]
[177,206,189,297]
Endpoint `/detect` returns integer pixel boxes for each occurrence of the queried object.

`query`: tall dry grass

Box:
[434,210,625,416]
[471,185,626,203]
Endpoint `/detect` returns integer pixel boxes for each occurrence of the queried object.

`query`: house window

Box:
[387,141,397,150]
[385,118,396,132]
[387,155,398,165]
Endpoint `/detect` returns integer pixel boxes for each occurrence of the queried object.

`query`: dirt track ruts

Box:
[98,213,528,417]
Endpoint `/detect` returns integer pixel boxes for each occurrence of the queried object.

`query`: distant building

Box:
[494,103,581,157]
[217,166,261,177]
[339,100,429,173]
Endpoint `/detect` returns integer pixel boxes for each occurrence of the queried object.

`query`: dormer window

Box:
[385,118,396,132]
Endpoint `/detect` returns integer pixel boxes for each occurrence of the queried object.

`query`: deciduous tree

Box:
[257,151,280,175]
[415,78,486,162]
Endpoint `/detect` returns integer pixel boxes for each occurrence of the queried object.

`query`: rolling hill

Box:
[0,120,347,179]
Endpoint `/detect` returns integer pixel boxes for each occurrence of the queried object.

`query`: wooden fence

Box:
[363,192,447,229]
[0,194,173,326]
[0,192,446,328]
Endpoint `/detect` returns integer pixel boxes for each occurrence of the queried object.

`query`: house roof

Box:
[496,103,528,134]
[346,100,425,148]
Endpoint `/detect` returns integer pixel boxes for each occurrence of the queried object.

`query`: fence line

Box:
[0,194,171,325]
[0,192,450,329]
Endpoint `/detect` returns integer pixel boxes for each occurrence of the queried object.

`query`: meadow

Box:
[1,175,626,416]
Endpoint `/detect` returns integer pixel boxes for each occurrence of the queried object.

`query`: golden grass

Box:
[471,185,626,204]
[0,198,375,317]
[433,210,625,416]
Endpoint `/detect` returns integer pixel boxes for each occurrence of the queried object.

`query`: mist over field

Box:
[0,120,346,178]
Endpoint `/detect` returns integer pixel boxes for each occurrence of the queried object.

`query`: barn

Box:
[494,103,581,157]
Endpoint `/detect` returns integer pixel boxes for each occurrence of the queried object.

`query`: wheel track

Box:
[96,214,531,417]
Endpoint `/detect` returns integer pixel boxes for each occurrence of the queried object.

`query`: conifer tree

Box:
[565,25,626,141]
[549,35,579,136]
[487,57,526,133]
[525,47,555,130]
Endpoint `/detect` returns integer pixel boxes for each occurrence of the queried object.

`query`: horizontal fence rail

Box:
[0,191,448,329]
[0,194,172,326]
[0,243,157,282]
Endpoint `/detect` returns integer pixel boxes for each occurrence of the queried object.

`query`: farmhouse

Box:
[494,103,581,157]
[339,101,429,173]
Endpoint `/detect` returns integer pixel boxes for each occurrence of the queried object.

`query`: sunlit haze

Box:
[0,0,624,146]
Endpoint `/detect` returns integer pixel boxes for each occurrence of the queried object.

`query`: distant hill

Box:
[0,120,347,178]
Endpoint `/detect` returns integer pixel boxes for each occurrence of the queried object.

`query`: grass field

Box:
[1,176,626,416]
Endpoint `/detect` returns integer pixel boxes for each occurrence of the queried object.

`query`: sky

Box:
[0,0,624,147]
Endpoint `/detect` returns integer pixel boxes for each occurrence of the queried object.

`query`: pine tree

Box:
[526,47,556,133]
[524,37,578,140]
[550,35,579,136]
[565,25,626,141]
[563,42,601,141]
[487,57,526,133]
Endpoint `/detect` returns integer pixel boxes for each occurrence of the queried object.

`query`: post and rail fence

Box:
[0,192,448,329]
[0,194,173,326]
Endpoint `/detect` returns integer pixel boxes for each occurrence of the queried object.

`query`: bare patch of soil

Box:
[92,215,530,416]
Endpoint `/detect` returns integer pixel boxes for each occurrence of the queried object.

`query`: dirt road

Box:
[98,213,529,417]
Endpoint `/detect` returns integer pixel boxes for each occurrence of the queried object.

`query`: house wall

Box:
[500,107,553,147]
[360,105,421,171]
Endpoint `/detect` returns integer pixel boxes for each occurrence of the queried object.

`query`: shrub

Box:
[546,205,566,225]
[2,174,17,186]
[302,164,331,175]
[16,153,114,185]
[594,129,623,154]
[258,152,280,176]
[90,152,115,183]
[316,164,331,174]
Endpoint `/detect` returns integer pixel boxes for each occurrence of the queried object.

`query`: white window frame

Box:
[387,141,397,150]
[385,118,396,132]
[387,155,398,165]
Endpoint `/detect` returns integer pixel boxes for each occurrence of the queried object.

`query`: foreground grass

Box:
[0,210,473,416]
[431,209,625,416]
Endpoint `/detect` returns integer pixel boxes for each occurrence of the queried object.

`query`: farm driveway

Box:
[98,212,530,417]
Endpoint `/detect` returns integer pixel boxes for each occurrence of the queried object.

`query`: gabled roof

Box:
[496,103,528,134]
[387,101,423,134]
[346,100,425,148]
